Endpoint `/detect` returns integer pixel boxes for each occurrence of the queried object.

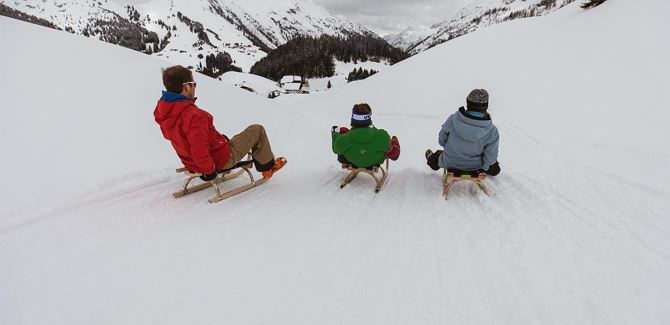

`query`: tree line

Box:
[0,3,59,30]
[197,52,242,78]
[250,35,409,81]
[581,0,607,9]
[347,68,378,83]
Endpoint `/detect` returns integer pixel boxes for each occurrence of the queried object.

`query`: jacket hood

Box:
[154,91,197,129]
[349,127,378,143]
[451,107,494,141]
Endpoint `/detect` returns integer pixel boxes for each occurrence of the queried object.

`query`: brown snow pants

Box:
[223,124,275,172]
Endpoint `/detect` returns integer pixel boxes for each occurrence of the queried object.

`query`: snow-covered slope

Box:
[383,25,434,52]
[308,59,392,93]
[221,59,392,97]
[387,0,576,53]
[2,0,129,33]
[219,71,282,96]
[138,0,378,71]
[2,0,670,324]
[1,0,378,71]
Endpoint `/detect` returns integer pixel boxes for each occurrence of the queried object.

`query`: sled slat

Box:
[208,179,267,203]
[442,170,490,199]
[340,159,389,193]
[172,169,245,198]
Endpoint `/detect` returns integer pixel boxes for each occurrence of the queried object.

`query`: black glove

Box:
[200,172,218,182]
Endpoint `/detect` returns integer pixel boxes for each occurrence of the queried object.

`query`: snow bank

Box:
[219,71,281,97]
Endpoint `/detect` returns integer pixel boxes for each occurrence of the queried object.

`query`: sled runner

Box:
[442,169,490,199]
[172,156,266,204]
[340,158,389,193]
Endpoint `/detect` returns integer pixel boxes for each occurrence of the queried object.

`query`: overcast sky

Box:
[119,0,471,35]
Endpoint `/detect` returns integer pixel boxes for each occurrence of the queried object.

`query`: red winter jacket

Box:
[154,92,230,174]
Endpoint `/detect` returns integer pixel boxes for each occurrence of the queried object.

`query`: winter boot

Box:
[425,149,441,171]
[262,157,288,180]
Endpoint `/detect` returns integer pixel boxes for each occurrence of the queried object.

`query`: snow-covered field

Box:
[308,59,393,92]
[221,59,393,97]
[1,0,669,324]
[219,71,282,97]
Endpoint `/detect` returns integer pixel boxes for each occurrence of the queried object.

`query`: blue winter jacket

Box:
[438,107,499,171]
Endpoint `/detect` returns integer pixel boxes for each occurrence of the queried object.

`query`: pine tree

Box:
[249,34,409,81]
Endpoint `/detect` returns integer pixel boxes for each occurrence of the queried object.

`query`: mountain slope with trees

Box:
[250,35,409,81]
[0,0,379,72]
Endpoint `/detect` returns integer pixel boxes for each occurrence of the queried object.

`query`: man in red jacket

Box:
[154,65,286,181]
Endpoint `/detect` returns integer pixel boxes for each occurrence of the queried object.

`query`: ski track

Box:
[2,118,669,324]
[2,112,669,324]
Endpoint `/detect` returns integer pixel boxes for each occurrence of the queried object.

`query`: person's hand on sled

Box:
[332,126,350,134]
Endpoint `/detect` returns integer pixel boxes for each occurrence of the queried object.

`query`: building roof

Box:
[280,75,302,84]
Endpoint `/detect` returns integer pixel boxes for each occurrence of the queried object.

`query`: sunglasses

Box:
[182,81,197,87]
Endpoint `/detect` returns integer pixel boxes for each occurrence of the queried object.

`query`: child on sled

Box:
[331,103,400,168]
[425,89,500,176]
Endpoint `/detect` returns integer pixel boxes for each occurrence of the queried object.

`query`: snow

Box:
[2,0,670,324]
[2,0,128,33]
[220,71,281,97]
[283,82,302,92]
[308,59,392,93]
[225,59,392,98]
[388,0,577,53]
[384,26,435,52]
[2,0,376,73]
[280,75,302,84]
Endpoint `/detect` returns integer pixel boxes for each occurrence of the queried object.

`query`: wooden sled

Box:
[172,159,266,204]
[340,159,389,193]
[442,169,490,199]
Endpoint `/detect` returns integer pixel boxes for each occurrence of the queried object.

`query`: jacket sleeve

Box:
[186,113,216,174]
[333,132,354,156]
[378,129,391,152]
[482,127,500,170]
[331,131,341,154]
[438,116,452,147]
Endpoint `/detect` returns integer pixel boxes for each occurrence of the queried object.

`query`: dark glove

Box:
[200,172,218,182]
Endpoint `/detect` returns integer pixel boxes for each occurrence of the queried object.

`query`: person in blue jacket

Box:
[425,89,501,175]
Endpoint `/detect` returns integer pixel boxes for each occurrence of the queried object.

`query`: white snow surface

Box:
[1,0,670,324]
[219,71,281,96]
[308,59,392,92]
[384,25,434,52]
[222,59,392,97]
[387,0,577,53]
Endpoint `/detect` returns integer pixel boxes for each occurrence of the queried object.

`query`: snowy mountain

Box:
[382,25,433,52]
[387,0,576,53]
[0,0,378,71]
[2,0,670,324]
